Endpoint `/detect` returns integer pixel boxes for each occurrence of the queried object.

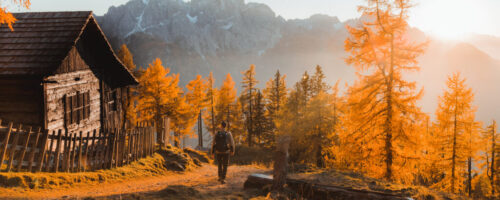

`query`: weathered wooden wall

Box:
[0,77,43,127]
[44,47,101,136]
[100,83,128,132]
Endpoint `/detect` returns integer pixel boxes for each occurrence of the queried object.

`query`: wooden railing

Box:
[0,119,155,173]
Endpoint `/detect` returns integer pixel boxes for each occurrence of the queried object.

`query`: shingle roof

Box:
[0,11,91,75]
[0,11,138,86]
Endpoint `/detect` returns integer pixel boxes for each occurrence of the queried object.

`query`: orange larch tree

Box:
[136,58,181,145]
[343,0,427,182]
[117,44,139,128]
[241,64,258,146]
[434,72,477,194]
[203,72,217,138]
[186,75,208,148]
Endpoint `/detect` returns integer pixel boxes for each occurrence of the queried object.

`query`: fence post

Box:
[98,130,105,169]
[54,129,63,172]
[28,127,42,172]
[44,130,57,172]
[78,131,83,172]
[111,129,118,168]
[151,127,154,154]
[0,122,14,171]
[90,130,97,171]
[17,126,33,171]
[7,124,23,172]
[100,131,107,169]
[70,132,77,172]
[134,129,138,161]
[104,131,112,169]
[140,127,145,158]
[37,130,50,172]
[83,131,91,172]
[119,130,125,166]
[63,131,71,172]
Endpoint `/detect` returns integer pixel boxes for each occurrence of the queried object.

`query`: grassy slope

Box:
[289,169,465,200]
[0,146,207,190]
[233,145,464,200]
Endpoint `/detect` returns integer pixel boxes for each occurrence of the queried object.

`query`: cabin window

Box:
[65,91,90,126]
[107,90,118,112]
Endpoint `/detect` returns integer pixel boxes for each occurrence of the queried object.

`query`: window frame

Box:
[65,91,91,127]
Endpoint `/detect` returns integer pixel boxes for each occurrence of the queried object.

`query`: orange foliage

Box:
[342,0,427,183]
[0,0,30,31]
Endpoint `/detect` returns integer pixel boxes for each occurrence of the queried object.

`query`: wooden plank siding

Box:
[44,46,101,136]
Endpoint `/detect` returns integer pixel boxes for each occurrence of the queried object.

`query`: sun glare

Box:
[411,0,490,40]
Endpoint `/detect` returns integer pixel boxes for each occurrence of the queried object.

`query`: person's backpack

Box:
[214,131,229,152]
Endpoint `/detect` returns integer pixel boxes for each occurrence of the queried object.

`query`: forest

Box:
[115,0,499,199]
[0,0,497,199]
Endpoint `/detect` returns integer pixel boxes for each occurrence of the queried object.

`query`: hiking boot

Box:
[220,179,226,184]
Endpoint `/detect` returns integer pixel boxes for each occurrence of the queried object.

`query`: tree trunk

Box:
[384,34,395,181]
[248,89,253,147]
[272,135,290,191]
[155,114,163,147]
[197,110,203,148]
[468,156,472,197]
[211,89,216,137]
[174,132,179,148]
[451,95,458,193]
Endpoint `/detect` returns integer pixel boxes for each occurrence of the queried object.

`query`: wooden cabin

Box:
[0,11,138,135]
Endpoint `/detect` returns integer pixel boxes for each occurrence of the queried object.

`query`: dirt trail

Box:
[0,165,269,200]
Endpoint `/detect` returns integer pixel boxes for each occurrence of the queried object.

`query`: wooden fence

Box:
[0,119,155,173]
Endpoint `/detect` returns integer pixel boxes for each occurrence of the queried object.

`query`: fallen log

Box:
[244,173,410,200]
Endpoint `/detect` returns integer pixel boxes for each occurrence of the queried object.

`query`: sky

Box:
[4,0,500,39]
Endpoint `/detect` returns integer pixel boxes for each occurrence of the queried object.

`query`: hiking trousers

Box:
[216,153,230,180]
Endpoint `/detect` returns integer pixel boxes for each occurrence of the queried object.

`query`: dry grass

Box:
[289,169,465,200]
[232,145,274,166]
[0,146,206,190]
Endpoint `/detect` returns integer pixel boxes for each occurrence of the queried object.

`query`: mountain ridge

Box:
[97,0,500,122]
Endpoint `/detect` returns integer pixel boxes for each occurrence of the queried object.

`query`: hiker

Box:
[211,121,235,184]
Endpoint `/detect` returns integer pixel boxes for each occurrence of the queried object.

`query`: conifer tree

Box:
[483,120,498,196]
[252,90,268,147]
[137,58,181,145]
[117,44,139,128]
[305,66,331,167]
[241,64,258,146]
[277,88,302,163]
[325,81,345,167]
[311,65,328,97]
[296,71,311,109]
[305,91,335,167]
[186,75,208,148]
[215,74,242,138]
[343,0,426,182]
[465,120,481,197]
[117,44,137,72]
[264,70,287,119]
[263,70,287,147]
[170,95,197,147]
[203,72,217,137]
[435,73,476,193]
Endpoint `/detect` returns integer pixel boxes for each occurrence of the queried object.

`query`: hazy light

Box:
[409,0,495,40]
